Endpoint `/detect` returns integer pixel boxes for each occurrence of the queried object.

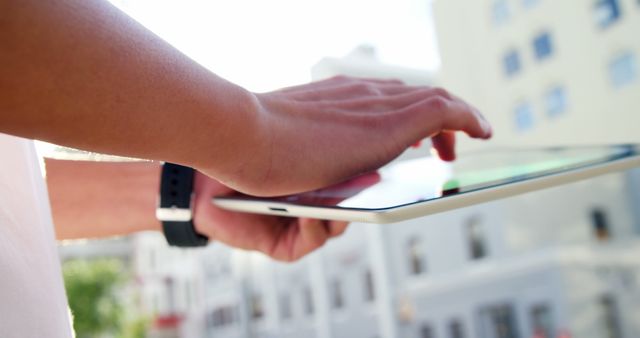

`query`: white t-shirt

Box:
[0,133,73,338]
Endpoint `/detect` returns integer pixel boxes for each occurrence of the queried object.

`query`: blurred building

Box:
[132,173,640,338]
[432,0,640,149]
[130,38,640,338]
[312,45,435,86]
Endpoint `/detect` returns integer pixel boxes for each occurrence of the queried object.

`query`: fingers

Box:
[298,218,330,254]
[293,218,349,260]
[327,221,349,237]
[273,76,408,100]
[287,83,427,103]
[432,131,457,161]
[318,87,453,111]
[396,95,492,147]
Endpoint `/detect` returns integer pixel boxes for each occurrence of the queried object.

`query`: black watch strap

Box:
[157,163,208,247]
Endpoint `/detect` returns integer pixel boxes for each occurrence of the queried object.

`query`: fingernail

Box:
[483,121,493,138]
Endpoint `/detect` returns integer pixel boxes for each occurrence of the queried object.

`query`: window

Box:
[420,323,436,338]
[591,208,611,241]
[303,286,314,315]
[478,304,519,338]
[533,32,553,61]
[280,293,292,320]
[530,304,554,338]
[466,216,488,260]
[448,319,466,338]
[503,50,522,77]
[184,280,191,309]
[330,279,344,309]
[609,52,637,88]
[522,0,540,9]
[364,268,376,302]
[492,0,511,25]
[545,86,568,118]
[251,294,265,320]
[598,295,622,338]
[594,0,621,28]
[407,236,426,275]
[514,102,535,131]
[209,305,237,328]
[165,277,176,314]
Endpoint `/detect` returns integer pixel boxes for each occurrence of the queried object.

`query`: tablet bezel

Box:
[212,145,640,224]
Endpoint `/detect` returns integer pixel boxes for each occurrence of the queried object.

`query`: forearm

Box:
[45,158,161,240]
[0,0,261,177]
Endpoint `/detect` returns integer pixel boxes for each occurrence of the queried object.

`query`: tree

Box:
[62,258,125,338]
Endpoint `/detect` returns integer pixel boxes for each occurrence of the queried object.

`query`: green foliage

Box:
[62,259,126,338]
[117,316,150,338]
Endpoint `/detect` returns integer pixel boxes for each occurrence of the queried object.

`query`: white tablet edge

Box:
[212,155,640,224]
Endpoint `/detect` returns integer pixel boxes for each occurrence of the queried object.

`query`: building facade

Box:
[432,0,640,149]
[130,2,640,337]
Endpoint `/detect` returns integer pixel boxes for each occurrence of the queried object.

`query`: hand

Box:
[209,76,492,197]
[192,172,349,262]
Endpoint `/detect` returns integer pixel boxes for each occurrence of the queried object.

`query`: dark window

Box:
[303,286,314,315]
[165,277,176,314]
[533,32,553,60]
[330,279,344,309]
[364,268,376,302]
[280,293,292,320]
[467,216,488,260]
[478,303,520,338]
[609,52,637,88]
[545,86,568,118]
[420,323,436,338]
[530,304,554,338]
[594,0,621,28]
[591,208,611,241]
[599,295,622,338]
[251,294,264,320]
[408,236,426,275]
[184,281,191,309]
[504,50,522,77]
[449,319,466,338]
[514,102,535,132]
[209,305,237,328]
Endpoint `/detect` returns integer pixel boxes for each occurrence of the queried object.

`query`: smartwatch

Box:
[156,163,208,247]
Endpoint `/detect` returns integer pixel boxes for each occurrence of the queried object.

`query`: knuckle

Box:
[424,96,449,112]
[351,82,379,96]
[430,87,451,99]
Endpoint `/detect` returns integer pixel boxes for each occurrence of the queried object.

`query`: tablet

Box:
[212,144,640,224]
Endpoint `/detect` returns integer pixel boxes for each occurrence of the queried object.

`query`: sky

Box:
[108,0,440,92]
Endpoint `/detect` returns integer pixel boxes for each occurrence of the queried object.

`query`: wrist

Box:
[194,89,273,194]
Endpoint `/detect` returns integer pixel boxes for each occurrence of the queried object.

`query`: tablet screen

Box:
[222,144,640,210]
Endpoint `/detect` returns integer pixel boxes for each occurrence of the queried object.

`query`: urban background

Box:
[55,0,640,337]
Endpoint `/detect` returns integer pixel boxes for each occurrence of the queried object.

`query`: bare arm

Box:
[45,158,161,240]
[1,0,260,178]
[2,0,491,199]
[46,158,349,261]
